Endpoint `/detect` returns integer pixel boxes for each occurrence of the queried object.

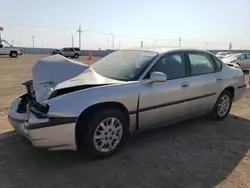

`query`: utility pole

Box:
[178,37,182,47]
[204,42,209,50]
[71,34,74,47]
[141,41,143,47]
[0,26,3,42]
[77,25,83,49]
[119,41,121,50]
[229,42,232,50]
[11,40,14,46]
[31,36,35,48]
[109,33,114,50]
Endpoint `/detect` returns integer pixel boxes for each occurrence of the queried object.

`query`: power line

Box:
[3,22,180,41]
[3,22,75,30]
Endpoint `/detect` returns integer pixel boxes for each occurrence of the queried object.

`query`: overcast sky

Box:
[0,0,249,50]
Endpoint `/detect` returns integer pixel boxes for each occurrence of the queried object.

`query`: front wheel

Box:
[211,90,232,120]
[78,109,128,159]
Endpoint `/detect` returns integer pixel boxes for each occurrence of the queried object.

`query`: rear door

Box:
[184,51,222,114]
[240,54,250,69]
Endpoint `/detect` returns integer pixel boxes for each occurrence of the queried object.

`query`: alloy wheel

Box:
[217,95,230,117]
[93,117,123,152]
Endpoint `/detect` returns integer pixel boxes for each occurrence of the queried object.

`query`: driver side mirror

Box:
[149,71,167,83]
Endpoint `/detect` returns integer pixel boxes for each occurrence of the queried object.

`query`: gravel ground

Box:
[0,55,250,188]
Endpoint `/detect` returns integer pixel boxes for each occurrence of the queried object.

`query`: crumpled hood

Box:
[31,54,123,103]
[32,55,89,103]
[54,68,122,91]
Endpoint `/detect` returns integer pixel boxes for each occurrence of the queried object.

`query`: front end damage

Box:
[8,54,123,151]
[8,86,77,151]
[8,55,91,151]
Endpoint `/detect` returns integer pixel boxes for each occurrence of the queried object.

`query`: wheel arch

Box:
[75,101,130,150]
[223,86,235,99]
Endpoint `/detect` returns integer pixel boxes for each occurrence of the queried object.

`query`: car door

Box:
[69,48,75,56]
[62,48,70,56]
[240,54,250,69]
[184,51,222,115]
[138,52,192,129]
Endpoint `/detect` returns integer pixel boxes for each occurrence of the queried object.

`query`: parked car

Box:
[222,53,250,70]
[51,49,60,55]
[51,47,81,58]
[0,43,22,58]
[216,52,232,59]
[8,48,246,158]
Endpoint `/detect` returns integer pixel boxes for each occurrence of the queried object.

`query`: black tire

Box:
[211,90,233,120]
[10,52,18,58]
[77,108,128,159]
[74,53,79,59]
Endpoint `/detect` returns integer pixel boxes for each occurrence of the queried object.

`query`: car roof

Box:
[124,46,210,54]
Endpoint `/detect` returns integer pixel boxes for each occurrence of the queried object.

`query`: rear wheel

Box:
[10,52,18,58]
[74,53,79,59]
[211,90,232,120]
[77,109,128,159]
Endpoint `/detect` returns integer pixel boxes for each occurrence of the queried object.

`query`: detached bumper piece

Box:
[8,94,77,151]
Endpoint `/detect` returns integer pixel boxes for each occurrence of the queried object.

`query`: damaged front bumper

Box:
[8,94,77,151]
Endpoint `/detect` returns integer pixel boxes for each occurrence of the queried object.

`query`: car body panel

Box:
[8,47,246,151]
[31,54,89,103]
[216,52,232,59]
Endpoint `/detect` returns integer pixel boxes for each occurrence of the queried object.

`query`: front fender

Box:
[44,82,140,118]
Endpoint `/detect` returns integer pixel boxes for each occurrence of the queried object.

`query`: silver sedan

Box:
[8,47,246,158]
[222,53,250,70]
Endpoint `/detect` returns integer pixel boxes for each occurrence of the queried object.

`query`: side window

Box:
[211,55,222,71]
[0,44,3,48]
[69,48,74,52]
[246,54,250,59]
[188,52,215,76]
[149,53,186,80]
[62,48,68,52]
[239,54,247,60]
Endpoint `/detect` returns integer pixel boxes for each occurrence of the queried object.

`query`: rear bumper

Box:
[8,96,77,151]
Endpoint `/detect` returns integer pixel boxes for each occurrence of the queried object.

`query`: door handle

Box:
[181,82,189,88]
[216,77,222,81]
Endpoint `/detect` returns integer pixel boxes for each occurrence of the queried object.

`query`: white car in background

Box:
[216,52,233,59]
[222,53,250,70]
[0,43,22,58]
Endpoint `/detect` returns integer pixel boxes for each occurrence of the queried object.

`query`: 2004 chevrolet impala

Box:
[8,47,246,158]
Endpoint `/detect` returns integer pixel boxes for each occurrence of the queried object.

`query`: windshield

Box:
[91,50,158,81]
